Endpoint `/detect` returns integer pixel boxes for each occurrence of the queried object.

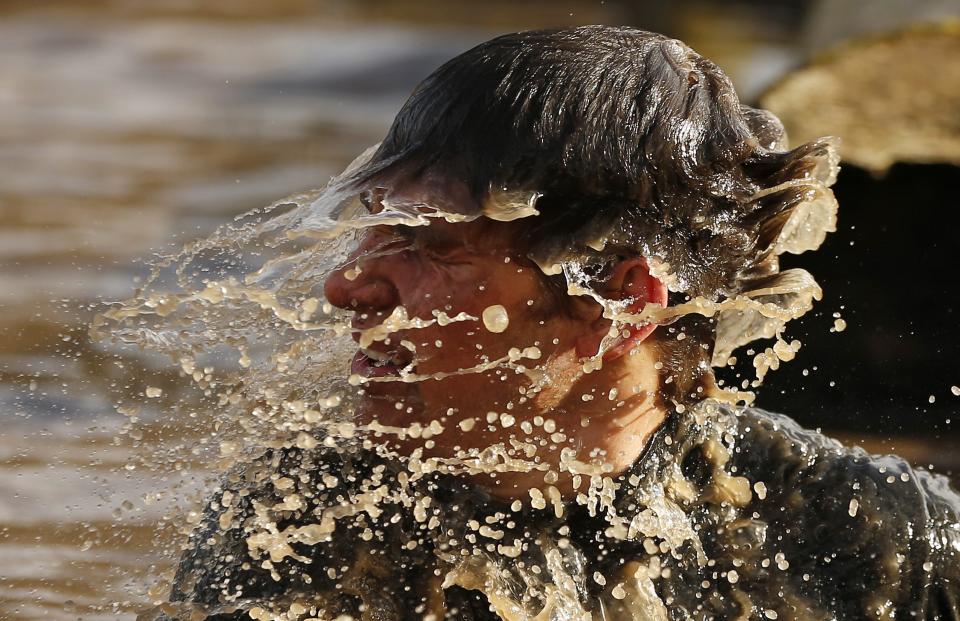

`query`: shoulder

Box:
[728,408,960,619]
[167,442,474,618]
[731,408,960,526]
[169,444,389,609]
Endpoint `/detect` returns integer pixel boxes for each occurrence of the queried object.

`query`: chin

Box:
[355,384,425,426]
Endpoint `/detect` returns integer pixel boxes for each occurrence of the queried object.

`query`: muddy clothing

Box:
[150,407,960,621]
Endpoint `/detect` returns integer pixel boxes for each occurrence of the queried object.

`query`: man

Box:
[153,27,959,620]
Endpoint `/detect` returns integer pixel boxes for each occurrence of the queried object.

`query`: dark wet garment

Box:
[143,407,960,620]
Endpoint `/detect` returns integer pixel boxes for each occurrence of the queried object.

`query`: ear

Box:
[574,257,668,360]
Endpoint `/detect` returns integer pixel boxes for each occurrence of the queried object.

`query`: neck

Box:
[476,347,669,500]
[380,347,669,502]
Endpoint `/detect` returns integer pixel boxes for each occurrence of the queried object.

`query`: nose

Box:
[323,231,401,313]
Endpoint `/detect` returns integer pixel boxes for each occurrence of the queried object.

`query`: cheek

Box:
[398,259,565,360]
[399,262,483,314]
[416,300,565,373]
[390,268,487,367]
[411,323,489,373]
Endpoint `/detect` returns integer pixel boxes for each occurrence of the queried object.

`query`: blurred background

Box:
[0,0,958,618]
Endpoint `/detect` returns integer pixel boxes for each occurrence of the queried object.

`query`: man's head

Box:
[322,26,837,490]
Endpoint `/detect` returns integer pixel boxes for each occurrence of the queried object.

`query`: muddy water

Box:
[0,7,493,618]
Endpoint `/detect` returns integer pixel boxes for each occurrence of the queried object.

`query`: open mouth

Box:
[350,345,414,379]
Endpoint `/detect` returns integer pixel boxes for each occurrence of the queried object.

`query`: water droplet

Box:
[219,441,239,456]
[848,498,859,517]
[481,305,509,333]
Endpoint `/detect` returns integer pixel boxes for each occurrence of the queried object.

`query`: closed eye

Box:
[393,224,417,241]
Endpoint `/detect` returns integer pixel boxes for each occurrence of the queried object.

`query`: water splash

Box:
[98,139,841,620]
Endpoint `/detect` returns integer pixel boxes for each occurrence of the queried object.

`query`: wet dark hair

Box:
[350,26,836,402]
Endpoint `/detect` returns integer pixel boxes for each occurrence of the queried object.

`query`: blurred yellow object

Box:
[762,21,960,173]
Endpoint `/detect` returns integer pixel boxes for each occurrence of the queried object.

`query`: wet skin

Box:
[322,187,669,498]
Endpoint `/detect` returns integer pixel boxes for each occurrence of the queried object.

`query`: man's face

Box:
[322,191,590,456]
